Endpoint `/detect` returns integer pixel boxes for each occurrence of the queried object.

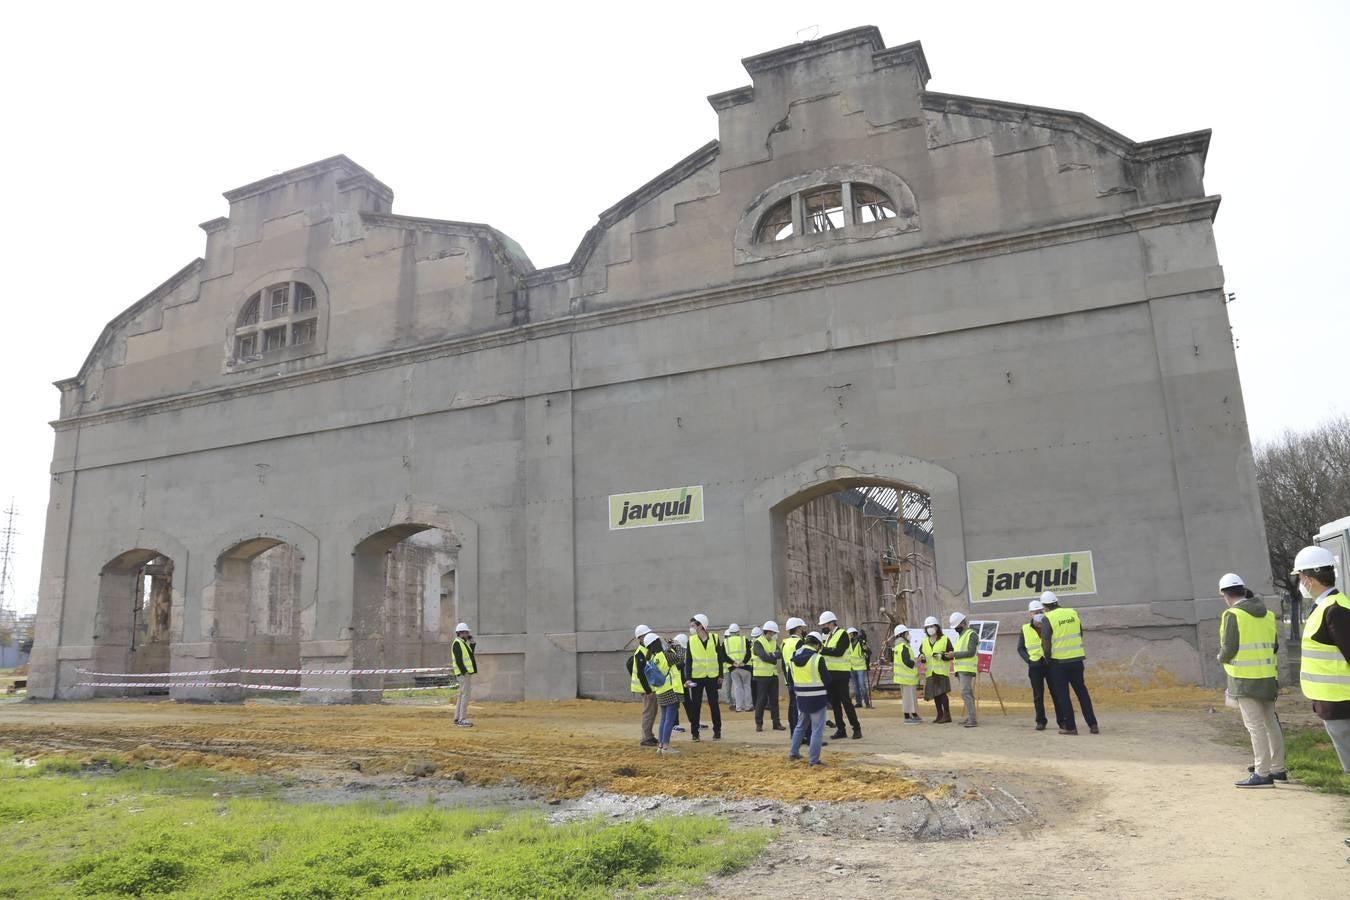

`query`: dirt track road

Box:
[1,691,1345,898]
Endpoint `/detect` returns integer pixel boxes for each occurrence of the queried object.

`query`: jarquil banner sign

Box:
[967,551,1096,603]
[609,486,705,531]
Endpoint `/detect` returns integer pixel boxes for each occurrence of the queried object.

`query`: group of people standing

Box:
[1014,590,1099,735]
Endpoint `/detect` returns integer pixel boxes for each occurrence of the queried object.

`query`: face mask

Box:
[1299,581,1312,600]
[927,627,938,636]
[689,625,698,634]
[1032,614,1044,624]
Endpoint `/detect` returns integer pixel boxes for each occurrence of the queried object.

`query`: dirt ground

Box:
[1,684,1346,898]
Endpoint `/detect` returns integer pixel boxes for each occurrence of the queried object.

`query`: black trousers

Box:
[1028,663,1050,726]
[687,678,723,737]
[826,673,860,733]
[786,682,798,735]
[1049,659,1097,730]
[753,675,781,726]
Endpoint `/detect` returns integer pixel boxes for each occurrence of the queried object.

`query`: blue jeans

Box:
[789,706,827,764]
[851,670,870,706]
[658,702,678,745]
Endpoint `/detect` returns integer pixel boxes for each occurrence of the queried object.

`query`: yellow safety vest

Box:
[1046,607,1086,660]
[823,628,852,672]
[1022,622,1045,663]
[652,650,684,697]
[781,636,801,677]
[724,633,748,666]
[891,643,918,685]
[847,639,867,672]
[452,637,477,676]
[630,645,649,693]
[789,648,827,697]
[1301,592,1350,702]
[752,635,779,677]
[688,632,722,679]
[1220,607,1277,681]
[921,634,951,678]
[953,628,978,675]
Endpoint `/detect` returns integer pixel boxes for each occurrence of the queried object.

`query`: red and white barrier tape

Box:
[75,666,454,678]
[75,681,453,693]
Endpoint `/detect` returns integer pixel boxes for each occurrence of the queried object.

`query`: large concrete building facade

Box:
[30,27,1270,701]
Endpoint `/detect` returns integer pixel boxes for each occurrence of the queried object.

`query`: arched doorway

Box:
[211,538,304,690]
[93,549,176,695]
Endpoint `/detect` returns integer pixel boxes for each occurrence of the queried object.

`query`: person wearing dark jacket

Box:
[1018,600,1052,731]
[818,611,862,740]
[452,623,477,727]
[752,620,786,732]
[627,624,658,746]
[1216,573,1285,787]
[684,613,730,741]
[787,632,831,765]
[1289,546,1350,773]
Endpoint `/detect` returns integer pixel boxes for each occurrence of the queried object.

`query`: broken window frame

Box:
[754,181,899,244]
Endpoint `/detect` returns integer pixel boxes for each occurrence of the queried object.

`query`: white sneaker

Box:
[658,746,679,755]
[672,725,685,732]
[455,720,473,728]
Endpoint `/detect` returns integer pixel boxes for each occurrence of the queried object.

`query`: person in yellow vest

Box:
[1290,546,1350,773]
[1040,591,1098,735]
[749,625,763,710]
[642,633,684,755]
[724,624,752,712]
[685,613,728,742]
[780,617,807,738]
[818,611,862,740]
[846,627,872,710]
[669,633,689,734]
[919,615,952,723]
[1216,573,1285,787]
[1017,600,1052,731]
[752,620,787,732]
[949,612,979,727]
[452,623,477,727]
[787,631,831,766]
[628,624,658,746]
[890,623,920,723]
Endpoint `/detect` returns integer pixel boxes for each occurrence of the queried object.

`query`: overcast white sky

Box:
[1,1,1346,615]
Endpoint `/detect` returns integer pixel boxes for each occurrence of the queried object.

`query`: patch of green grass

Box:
[0,751,769,898]
[1285,727,1350,796]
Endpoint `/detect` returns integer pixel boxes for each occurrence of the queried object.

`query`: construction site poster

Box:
[971,620,998,673]
[608,485,705,531]
[966,551,1096,603]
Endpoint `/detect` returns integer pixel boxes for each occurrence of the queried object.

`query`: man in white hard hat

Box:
[780,617,808,737]
[787,631,831,766]
[723,623,752,713]
[949,612,979,727]
[452,623,477,727]
[1017,600,1052,731]
[1216,573,1286,787]
[749,625,763,710]
[818,611,862,740]
[752,620,786,732]
[627,625,659,746]
[890,624,921,723]
[1290,546,1350,772]
[685,613,728,741]
[845,627,872,710]
[1040,591,1099,735]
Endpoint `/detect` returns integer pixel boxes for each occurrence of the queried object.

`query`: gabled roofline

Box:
[741,26,885,75]
[360,211,536,274]
[223,154,392,204]
[58,258,204,389]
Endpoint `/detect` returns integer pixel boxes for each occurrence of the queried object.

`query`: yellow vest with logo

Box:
[630,645,649,693]
[452,637,477,676]
[847,638,867,672]
[1301,592,1350,702]
[1220,607,1277,681]
[1022,622,1045,663]
[824,628,852,672]
[724,633,748,666]
[789,648,827,697]
[1046,607,1085,660]
[752,635,779,677]
[921,634,951,677]
[689,632,722,679]
[891,643,918,685]
[953,628,978,675]
[652,650,684,696]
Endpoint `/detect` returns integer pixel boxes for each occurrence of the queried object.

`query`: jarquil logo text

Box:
[966,551,1096,603]
[609,486,705,531]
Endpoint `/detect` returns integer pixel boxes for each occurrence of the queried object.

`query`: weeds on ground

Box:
[0,751,769,898]
[1284,727,1350,796]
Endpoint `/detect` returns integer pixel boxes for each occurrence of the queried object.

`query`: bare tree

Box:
[1254,415,1350,598]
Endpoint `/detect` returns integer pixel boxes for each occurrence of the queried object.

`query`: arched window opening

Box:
[804,184,846,234]
[755,197,795,242]
[853,184,897,224]
[753,181,903,245]
[233,281,320,363]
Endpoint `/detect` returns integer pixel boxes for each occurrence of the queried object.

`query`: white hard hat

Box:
[1218,573,1244,590]
[691,613,709,628]
[1040,591,1060,606]
[762,620,779,633]
[785,616,806,631]
[806,631,825,643]
[818,610,838,625]
[923,616,940,628]
[948,612,966,627]
[642,632,661,647]
[455,622,471,633]
[751,626,763,637]
[893,623,908,637]
[1291,546,1335,574]
[725,623,740,634]
[846,626,858,634]
[634,624,652,639]
[673,633,688,646]
[1027,600,1043,612]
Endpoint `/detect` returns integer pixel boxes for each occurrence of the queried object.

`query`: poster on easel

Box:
[970,620,999,674]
